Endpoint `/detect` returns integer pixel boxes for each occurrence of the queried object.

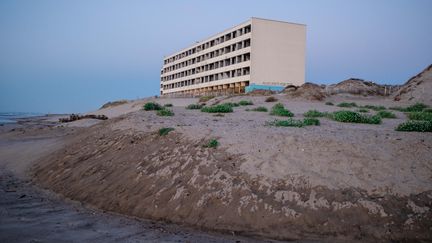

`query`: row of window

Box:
[161,52,251,82]
[162,38,251,75]
[162,67,250,90]
[163,24,251,65]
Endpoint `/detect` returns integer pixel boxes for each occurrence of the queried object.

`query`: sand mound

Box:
[284,82,327,101]
[393,64,432,104]
[326,78,394,96]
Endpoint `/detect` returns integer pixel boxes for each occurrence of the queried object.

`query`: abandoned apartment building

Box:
[160,17,306,96]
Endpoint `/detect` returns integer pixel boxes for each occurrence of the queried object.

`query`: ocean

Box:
[0,112,43,124]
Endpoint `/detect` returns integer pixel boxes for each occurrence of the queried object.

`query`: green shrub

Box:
[337,102,358,108]
[199,95,215,103]
[408,112,432,121]
[251,106,268,112]
[270,103,294,117]
[265,96,278,102]
[377,110,396,119]
[158,127,174,136]
[395,120,432,132]
[303,118,320,126]
[143,102,162,111]
[223,102,240,107]
[362,105,386,111]
[157,109,174,116]
[303,110,326,117]
[186,104,203,109]
[357,108,369,113]
[390,103,428,112]
[325,102,334,106]
[332,110,381,124]
[164,103,173,107]
[239,100,253,106]
[201,104,233,113]
[203,139,219,148]
[424,108,432,113]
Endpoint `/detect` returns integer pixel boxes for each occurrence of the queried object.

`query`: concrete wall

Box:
[250,18,306,86]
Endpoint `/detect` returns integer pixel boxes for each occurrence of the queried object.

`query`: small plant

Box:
[303,118,320,126]
[199,95,215,103]
[325,102,334,106]
[408,112,432,121]
[395,120,432,132]
[303,110,326,118]
[158,127,174,136]
[377,110,396,119]
[332,110,381,124]
[239,100,253,106]
[186,104,203,109]
[362,105,386,111]
[201,104,233,113]
[203,139,219,148]
[337,102,358,108]
[270,103,294,117]
[157,109,174,116]
[268,119,304,127]
[223,102,240,107]
[164,103,173,107]
[390,103,428,112]
[357,108,369,113]
[265,96,278,102]
[143,102,162,111]
[251,106,268,112]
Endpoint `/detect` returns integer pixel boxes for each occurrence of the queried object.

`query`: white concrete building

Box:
[160,17,306,96]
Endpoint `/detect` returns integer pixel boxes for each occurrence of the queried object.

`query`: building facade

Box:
[160,17,306,96]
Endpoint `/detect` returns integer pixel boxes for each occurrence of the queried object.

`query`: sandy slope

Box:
[31,95,432,242]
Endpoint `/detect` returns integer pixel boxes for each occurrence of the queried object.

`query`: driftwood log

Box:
[59,114,108,123]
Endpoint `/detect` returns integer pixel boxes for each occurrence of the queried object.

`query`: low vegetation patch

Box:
[357,108,369,113]
[331,110,381,124]
[186,104,203,110]
[164,103,173,107]
[239,100,254,106]
[268,118,320,127]
[408,111,432,121]
[390,102,429,112]
[303,110,327,118]
[362,105,386,111]
[424,108,432,113]
[270,103,294,117]
[201,104,233,113]
[213,113,225,117]
[223,102,240,107]
[337,102,358,108]
[157,109,174,116]
[395,120,432,132]
[325,102,334,106]
[203,139,219,148]
[265,96,278,102]
[199,95,215,103]
[250,106,268,112]
[377,110,396,119]
[158,127,174,136]
[143,102,162,111]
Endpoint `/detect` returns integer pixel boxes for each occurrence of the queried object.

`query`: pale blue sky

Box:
[0,0,431,113]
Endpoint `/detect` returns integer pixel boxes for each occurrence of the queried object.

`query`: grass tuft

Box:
[223,102,240,107]
[270,103,294,117]
[143,102,162,111]
[395,120,432,132]
[157,109,174,116]
[408,112,432,121]
[337,102,358,108]
[268,118,320,127]
[201,104,233,113]
[303,110,327,118]
[164,103,173,107]
[239,100,254,106]
[332,110,381,124]
[325,102,334,106]
[203,139,219,148]
[357,108,369,113]
[362,105,386,111]
[186,104,203,110]
[250,106,268,112]
[303,118,320,126]
[158,127,174,136]
[390,103,428,112]
[377,110,396,119]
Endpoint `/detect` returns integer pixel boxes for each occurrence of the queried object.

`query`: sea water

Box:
[0,112,43,124]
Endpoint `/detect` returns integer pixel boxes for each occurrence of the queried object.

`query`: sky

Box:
[0,0,431,113]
